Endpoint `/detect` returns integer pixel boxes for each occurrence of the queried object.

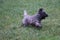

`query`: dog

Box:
[22,8,48,28]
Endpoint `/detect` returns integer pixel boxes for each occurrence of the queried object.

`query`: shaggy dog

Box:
[22,8,48,28]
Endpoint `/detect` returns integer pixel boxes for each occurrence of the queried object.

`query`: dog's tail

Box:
[24,10,27,16]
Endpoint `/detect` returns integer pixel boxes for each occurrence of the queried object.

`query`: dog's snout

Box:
[46,14,48,17]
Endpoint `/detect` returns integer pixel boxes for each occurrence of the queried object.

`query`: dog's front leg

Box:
[35,22,42,28]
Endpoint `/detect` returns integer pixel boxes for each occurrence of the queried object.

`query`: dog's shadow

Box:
[21,25,42,30]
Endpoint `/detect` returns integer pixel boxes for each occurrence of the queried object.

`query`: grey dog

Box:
[22,8,48,28]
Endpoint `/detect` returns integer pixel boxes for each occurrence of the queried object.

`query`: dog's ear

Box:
[39,8,43,12]
[38,8,43,14]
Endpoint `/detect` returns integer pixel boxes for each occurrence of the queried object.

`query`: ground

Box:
[0,0,60,40]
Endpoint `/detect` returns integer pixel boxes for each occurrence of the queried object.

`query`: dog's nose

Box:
[46,14,48,17]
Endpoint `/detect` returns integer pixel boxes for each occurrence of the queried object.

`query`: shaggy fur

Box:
[22,8,48,28]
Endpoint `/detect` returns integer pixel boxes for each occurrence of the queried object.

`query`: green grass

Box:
[0,0,60,40]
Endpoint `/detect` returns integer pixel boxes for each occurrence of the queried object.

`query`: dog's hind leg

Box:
[22,18,29,27]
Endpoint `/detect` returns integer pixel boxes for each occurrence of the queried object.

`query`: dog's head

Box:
[38,8,48,20]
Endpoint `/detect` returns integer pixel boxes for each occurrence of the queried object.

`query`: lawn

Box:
[0,0,60,40]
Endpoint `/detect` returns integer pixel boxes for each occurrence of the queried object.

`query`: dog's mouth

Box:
[41,17,45,19]
[41,15,48,19]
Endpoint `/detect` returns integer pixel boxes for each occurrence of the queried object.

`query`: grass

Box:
[0,0,60,40]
